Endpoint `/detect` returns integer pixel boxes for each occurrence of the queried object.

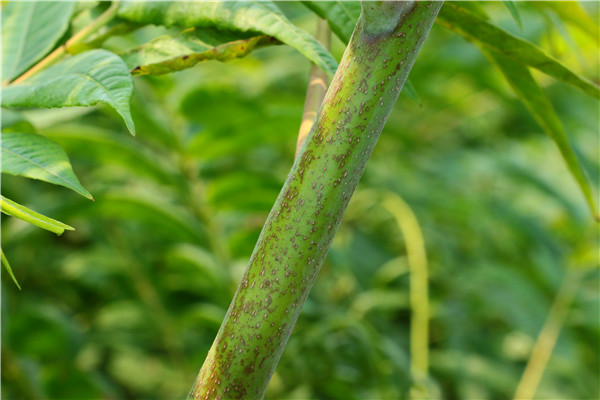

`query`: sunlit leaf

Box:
[437,4,600,99]
[120,28,279,76]
[0,195,74,235]
[531,2,599,44]
[484,50,598,220]
[1,50,135,135]
[1,132,92,199]
[1,1,74,82]
[1,249,21,290]
[302,1,360,44]
[118,1,338,77]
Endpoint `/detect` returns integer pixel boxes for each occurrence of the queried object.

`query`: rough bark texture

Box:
[189,2,443,399]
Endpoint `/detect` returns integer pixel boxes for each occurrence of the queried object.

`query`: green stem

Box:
[296,18,331,156]
[10,1,120,85]
[383,194,429,398]
[513,268,584,400]
[189,2,443,399]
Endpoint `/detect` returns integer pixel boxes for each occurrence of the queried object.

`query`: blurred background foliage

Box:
[1,2,599,399]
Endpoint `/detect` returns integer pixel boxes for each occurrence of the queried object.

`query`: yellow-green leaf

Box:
[0,195,74,235]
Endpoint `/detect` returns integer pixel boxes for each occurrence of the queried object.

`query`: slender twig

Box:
[10,1,120,85]
[296,18,331,157]
[513,268,584,399]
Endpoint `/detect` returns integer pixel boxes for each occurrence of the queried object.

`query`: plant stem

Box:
[10,1,120,85]
[296,18,331,157]
[188,2,443,399]
[383,194,429,398]
[513,268,584,400]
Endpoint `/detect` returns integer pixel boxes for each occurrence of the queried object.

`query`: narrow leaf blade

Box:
[0,195,74,235]
[302,1,361,44]
[437,4,600,99]
[1,131,93,199]
[485,50,598,220]
[1,50,136,135]
[118,1,338,77]
[1,1,75,82]
[1,249,21,290]
[503,1,523,30]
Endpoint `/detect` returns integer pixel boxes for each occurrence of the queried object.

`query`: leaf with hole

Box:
[118,1,338,77]
[1,50,135,135]
[1,1,74,82]
[120,28,280,75]
[1,132,92,199]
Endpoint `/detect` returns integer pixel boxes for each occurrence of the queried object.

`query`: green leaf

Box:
[1,50,136,135]
[118,1,338,77]
[1,249,21,290]
[484,50,598,220]
[120,28,280,75]
[503,1,522,30]
[437,4,600,99]
[1,132,93,199]
[0,109,36,133]
[0,195,74,235]
[302,1,360,44]
[1,1,75,82]
[531,2,599,44]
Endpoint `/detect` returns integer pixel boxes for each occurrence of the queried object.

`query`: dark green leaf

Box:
[120,28,279,75]
[1,1,74,82]
[484,50,598,220]
[1,249,21,290]
[1,132,92,199]
[118,1,338,77]
[437,4,600,99]
[503,1,522,30]
[302,1,360,44]
[0,195,74,235]
[1,50,135,135]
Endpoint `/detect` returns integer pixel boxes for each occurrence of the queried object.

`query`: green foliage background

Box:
[1,2,599,399]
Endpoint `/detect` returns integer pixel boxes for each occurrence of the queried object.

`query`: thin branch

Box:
[10,1,120,85]
[513,269,584,400]
[296,18,331,157]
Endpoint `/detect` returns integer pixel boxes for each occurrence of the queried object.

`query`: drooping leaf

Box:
[0,195,74,235]
[1,249,21,290]
[1,132,93,199]
[502,1,522,30]
[1,1,75,82]
[120,27,280,75]
[1,50,136,135]
[485,49,598,220]
[118,1,338,77]
[437,4,600,99]
[302,1,360,44]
